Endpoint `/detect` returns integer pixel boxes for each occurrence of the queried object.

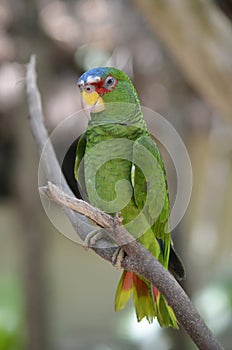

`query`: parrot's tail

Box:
[114,270,178,328]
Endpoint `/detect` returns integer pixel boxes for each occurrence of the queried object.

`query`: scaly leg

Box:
[83,228,106,250]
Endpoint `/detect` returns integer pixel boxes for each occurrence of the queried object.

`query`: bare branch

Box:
[26,56,223,350]
[26,55,115,261]
[39,182,115,230]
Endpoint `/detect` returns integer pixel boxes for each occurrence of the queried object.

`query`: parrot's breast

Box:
[83,123,145,219]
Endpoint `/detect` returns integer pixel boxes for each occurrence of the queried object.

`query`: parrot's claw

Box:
[83,228,106,250]
[112,247,125,270]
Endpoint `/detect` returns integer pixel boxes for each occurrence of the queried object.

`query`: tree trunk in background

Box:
[131,0,232,122]
[10,1,48,347]
[15,106,48,350]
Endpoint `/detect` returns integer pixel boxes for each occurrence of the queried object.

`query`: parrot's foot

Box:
[83,228,106,250]
[112,247,125,270]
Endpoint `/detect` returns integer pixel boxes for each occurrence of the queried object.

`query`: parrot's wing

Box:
[74,132,87,199]
[132,135,171,268]
[132,135,185,279]
[74,133,86,179]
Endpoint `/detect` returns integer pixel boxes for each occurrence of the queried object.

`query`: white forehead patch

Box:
[78,79,84,86]
[86,75,101,84]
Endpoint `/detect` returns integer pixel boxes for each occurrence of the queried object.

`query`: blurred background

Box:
[0,0,232,349]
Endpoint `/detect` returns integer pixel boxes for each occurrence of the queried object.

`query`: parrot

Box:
[74,67,185,327]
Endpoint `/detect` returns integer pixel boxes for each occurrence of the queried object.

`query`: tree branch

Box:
[26,55,223,350]
[26,55,116,262]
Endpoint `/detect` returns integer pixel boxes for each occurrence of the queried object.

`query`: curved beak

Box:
[81,90,105,119]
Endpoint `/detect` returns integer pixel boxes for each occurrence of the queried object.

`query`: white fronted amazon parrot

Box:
[74,67,185,327]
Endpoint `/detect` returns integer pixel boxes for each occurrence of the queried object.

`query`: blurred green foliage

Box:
[0,276,25,350]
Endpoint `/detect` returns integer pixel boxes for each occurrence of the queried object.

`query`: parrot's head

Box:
[77,67,141,122]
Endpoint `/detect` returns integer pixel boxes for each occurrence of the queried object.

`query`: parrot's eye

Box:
[83,84,95,93]
[104,76,117,90]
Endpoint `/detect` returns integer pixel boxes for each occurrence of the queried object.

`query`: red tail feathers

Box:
[115,270,178,327]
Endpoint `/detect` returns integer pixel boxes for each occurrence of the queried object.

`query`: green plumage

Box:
[75,67,184,327]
